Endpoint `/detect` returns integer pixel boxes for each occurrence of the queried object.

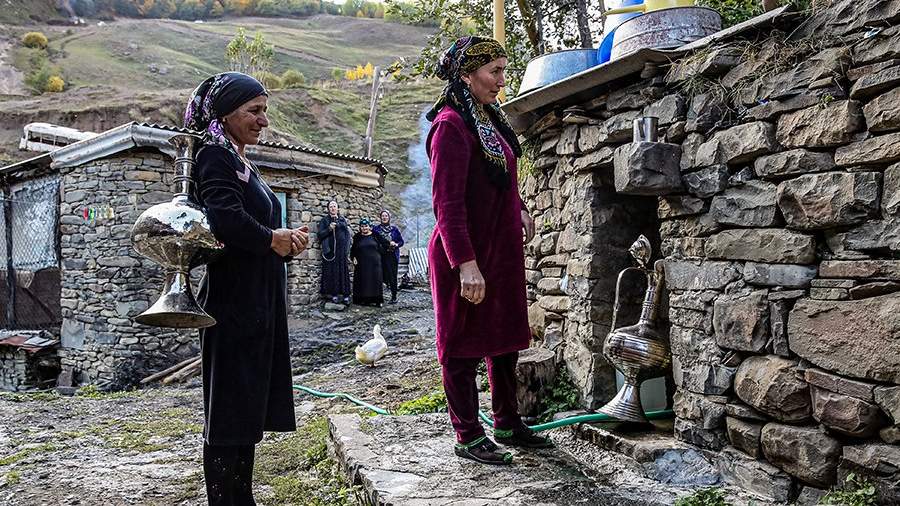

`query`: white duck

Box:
[355,324,388,366]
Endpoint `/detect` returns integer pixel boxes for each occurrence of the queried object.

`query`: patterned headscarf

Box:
[427,36,522,190]
[183,72,268,161]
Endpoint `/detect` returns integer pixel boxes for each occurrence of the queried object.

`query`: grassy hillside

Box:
[0,15,439,195]
[0,0,61,25]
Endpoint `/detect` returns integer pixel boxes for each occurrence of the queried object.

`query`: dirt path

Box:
[0,39,26,96]
[0,288,440,506]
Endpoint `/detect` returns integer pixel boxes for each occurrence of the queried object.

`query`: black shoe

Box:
[389,296,397,304]
[331,296,340,304]
[454,436,513,465]
[343,296,351,305]
[494,426,554,449]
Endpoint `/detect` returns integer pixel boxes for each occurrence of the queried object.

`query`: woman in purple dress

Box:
[426,36,552,465]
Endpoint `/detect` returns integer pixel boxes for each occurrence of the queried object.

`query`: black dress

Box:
[350,232,387,305]
[317,215,352,299]
[195,145,296,445]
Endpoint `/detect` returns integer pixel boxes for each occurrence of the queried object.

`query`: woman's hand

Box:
[271,228,296,256]
[521,210,535,243]
[330,222,337,230]
[290,226,310,256]
[458,260,485,304]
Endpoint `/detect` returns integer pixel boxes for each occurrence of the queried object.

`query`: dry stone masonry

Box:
[517,0,900,501]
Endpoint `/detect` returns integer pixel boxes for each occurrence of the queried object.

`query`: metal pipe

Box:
[632,116,659,143]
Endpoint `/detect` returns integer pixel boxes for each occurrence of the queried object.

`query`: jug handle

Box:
[611,266,644,330]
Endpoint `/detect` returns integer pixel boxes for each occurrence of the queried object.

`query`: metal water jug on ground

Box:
[598,234,671,423]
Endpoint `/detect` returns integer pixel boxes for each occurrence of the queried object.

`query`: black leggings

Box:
[203,442,256,506]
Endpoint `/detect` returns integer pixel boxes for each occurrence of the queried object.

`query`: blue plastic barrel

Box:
[598,0,644,63]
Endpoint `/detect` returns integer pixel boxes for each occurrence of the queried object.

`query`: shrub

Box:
[820,473,878,506]
[255,71,283,90]
[45,75,65,92]
[675,487,730,506]
[281,69,306,88]
[24,64,53,94]
[22,32,49,50]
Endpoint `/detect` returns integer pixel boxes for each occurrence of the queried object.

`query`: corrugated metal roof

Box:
[139,123,385,168]
[1,122,385,188]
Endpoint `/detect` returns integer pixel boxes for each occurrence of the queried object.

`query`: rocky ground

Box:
[0,288,766,505]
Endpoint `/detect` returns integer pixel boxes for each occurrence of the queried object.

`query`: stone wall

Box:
[57,150,382,388]
[519,1,900,501]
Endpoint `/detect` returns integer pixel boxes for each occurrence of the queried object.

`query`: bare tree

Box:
[574,0,593,48]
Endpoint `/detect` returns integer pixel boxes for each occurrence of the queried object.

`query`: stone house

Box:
[0,122,385,389]
[503,2,899,502]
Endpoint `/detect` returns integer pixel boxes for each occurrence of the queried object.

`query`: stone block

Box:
[659,213,721,238]
[754,149,836,180]
[776,171,881,230]
[682,165,729,198]
[667,47,742,84]
[864,86,900,132]
[711,180,779,227]
[613,141,683,196]
[578,124,605,153]
[705,228,816,264]
[853,24,900,66]
[776,100,863,149]
[572,146,615,171]
[672,356,735,396]
[747,87,845,121]
[884,162,900,218]
[663,260,741,290]
[842,218,900,252]
[788,294,900,383]
[725,417,763,458]
[849,63,900,99]
[713,290,770,352]
[838,443,900,506]
[673,390,727,429]
[556,124,580,155]
[717,446,797,502]
[680,132,704,171]
[819,260,900,280]
[734,355,811,423]
[661,237,706,258]
[811,386,890,438]
[835,131,900,166]
[668,324,723,363]
[850,281,900,299]
[538,296,570,313]
[642,94,686,127]
[805,368,877,401]
[685,93,728,134]
[605,110,642,143]
[537,277,563,295]
[743,262,817,288]
[875,385,900,423]
[673,418,728,450]
[761,423,841,488]
[725,402,769,422]
[694,122,778,167]
[658,195,706,219]
[881,425,900,444]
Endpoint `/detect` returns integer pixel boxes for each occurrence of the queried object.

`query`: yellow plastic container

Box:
[602,0,695,16]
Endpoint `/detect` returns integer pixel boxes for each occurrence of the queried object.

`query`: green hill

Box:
[0,15,440,197]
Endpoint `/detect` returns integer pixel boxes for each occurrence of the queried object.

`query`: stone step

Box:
[328,413,769,505]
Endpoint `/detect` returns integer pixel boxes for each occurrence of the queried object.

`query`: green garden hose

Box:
[293,384,674,431]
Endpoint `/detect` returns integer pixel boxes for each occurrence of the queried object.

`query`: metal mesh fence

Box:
[0,176,62,331]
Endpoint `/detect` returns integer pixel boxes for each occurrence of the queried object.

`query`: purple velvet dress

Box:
[426,106,530,364]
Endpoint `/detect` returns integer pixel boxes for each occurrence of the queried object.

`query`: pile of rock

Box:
[518,0,900,501]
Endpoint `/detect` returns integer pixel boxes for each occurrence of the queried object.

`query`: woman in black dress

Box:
[184,71,309,506]
[317,200,352,304]
[350,218,388,306]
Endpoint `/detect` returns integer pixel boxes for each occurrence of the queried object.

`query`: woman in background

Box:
[372,210,404,304]
[351,218,388,307]
[317,200,352,304]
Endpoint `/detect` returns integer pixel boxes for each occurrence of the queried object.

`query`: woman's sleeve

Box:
[350,233,359,261]
[316,217,333,240]
[393,226,404,248]
[430,119,475,269]
[196,147,272,255]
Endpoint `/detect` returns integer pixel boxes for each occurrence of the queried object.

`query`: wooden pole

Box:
[363,66,382,158]
[493,0,506,102]
[140,355,201,384]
